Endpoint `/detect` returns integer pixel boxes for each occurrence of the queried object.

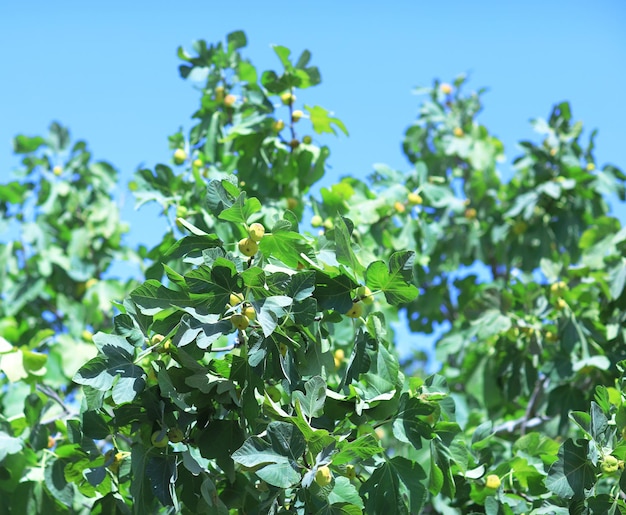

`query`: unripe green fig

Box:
[356,286,374,305]
[229,292,244,306]
[280,92,295,105]
[485,474,501,489]
[231,314,250,330]
[151,430,169,448]
[601,455,620,474]
[243,305,256,321]
[248,223,265,242]
[238,238,258,257]
[167,427,185,443]
[173,148,187,165]
[315,465,332,487]
[345,301,364,319]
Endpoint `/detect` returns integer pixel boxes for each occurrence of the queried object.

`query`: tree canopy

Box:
[1,30,626,514]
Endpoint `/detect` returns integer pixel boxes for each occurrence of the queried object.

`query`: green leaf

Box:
[292,376,327,419]
[92,332,135,357]
[392,393,435,448]
[206,177,238,215]
[164,235,221,260]
[0,181,30,203]
[546,438,595,500]
[473,309,511,339]
[218,193,261,224]
[0,348,47,382]
[91,493,133,515]
[314,271,357,313]
[609,258,626,300]
[259,230,312,269]
[272,45,292,68]
[366,252,419,305]
[267,421,307,461]
[333,434,382,466]
[429,436,456,498]
[73,348,145,403]
[130,280,192,315]
[0,431,23,461]
[287,271,316,301]
[44,457,75,507]
[334,217,364,275]
[13,134,45,153]
[145,456,176,507]
[232,422,304,488]
[306,105,348,136]
[186,262,243,313]
[589,401,609,445]
[82,411,110,439]
[227,30,247,50]
[328,476,364,509]
[360,457,427,515]
[255,295,292,337]
[362,343,399,400]
[314,504,363,515]
[130,444,155,513]
[256,462,301,490]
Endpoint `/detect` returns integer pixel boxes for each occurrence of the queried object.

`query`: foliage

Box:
[2,30,626,514]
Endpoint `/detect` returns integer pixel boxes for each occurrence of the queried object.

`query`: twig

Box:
[520,374,549,436]
[36,383,71,416]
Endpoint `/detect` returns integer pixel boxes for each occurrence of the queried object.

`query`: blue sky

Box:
[1,1,624,220]
[1,1,625,367]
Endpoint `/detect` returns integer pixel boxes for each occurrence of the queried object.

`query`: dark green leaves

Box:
[314,271,357,313]
[360,457,427,514]
[13,134,45,153]
[392,393,435,447]
[546,439,596,500]
[130,280,193,316]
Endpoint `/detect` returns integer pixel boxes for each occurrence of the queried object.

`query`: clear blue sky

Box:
[1,1,625,367]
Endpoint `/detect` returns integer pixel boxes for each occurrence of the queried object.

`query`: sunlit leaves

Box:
[218,193,261,224]
[232,422,305,488]
[0,432,23,461]
[5,27,626,515]
[366,251,419,305]
[306,105,349,136]
[73,333,145,404]
[259,228,312,269]
[333,434,382,466]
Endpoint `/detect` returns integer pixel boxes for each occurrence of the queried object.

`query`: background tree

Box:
[1,31,626,514]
